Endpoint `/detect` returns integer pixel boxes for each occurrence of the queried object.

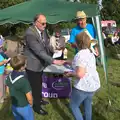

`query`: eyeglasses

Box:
[37,21,46,26]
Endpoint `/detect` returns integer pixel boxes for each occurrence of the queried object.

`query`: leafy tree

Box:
[0,0,25,9]
[67,0,120,25]
[101,0,120,23]
[0,0,28,36]
[67,0,97,3]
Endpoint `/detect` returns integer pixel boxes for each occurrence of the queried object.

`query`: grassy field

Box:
[0,46,120,120]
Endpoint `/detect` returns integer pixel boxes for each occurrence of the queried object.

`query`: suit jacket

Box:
[24,25,54,72]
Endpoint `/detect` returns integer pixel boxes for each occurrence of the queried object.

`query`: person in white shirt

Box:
[49,28,66,60]
[64,32,100,120]
[111,32,120,45]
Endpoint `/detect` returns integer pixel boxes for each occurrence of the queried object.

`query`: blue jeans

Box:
[70,88,94,120]
[12,104,34,120]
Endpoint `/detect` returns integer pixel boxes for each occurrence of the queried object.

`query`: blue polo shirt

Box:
[69,24,96,53]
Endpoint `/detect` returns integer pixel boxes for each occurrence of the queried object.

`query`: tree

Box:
[67,0,97,3]
[101,0,120,23]
[0,0,25,9]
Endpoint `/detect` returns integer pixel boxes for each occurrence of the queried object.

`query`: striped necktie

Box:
[41,32,45,46]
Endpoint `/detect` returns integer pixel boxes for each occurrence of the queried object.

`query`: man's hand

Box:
[95,47,99,57]
[53,60,65,65]
[26,92,33,106]
[3,59,9,64]
[64,60,72,65]
[64,71,75,77]
[0,59,9,66]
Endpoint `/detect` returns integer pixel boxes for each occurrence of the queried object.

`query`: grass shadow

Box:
[92,101,108,120]
[92,108,107,120]
[59,98,69,107]
[49,98,72,120]
[0,97,13,120]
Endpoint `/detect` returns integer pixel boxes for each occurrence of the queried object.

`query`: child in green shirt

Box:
[6,55,34,120]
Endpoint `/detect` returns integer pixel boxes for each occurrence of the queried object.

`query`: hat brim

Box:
[75,16,87,20]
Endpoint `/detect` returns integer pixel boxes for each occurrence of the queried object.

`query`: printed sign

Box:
[42,74,72,98]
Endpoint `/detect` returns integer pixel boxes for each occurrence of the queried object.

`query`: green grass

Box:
[0,46,120,120]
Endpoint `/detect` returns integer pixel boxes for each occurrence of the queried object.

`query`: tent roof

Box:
[0,0,99,25]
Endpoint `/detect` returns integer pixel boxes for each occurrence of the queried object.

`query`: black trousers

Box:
[26,69,43,110]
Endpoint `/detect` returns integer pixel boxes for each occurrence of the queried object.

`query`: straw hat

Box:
[76,11,87,19]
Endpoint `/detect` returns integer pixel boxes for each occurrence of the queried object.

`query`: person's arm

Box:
[94,46,99,56]
[21,79,33,106]
[64,66,86,79]
[5,77,10,96]
[6,86,9,95]
[52,59,65,65]
[68,29,77,48]
[64,71,76,77]
[26,92,33,106]
[117,36,119,41]
[65,60,72,65]
[71,53,87,79]
[75,66,86,79]
[0,59,9,66]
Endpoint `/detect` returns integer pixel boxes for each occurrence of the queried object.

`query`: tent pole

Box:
[95,15,107,81]
[92,17,95,27]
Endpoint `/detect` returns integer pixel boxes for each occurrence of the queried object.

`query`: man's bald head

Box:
[34,14,47,31]
[34,14,46,22]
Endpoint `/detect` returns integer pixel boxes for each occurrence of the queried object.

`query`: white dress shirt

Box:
[35,26,42,38]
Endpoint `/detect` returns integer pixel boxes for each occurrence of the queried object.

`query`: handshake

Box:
[52,59,66,66]
[52,60,72,66]
[52,59,75,77]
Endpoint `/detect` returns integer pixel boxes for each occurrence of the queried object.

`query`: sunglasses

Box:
[37,21,46,26]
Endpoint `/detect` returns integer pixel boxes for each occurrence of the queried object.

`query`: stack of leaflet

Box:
[43,64,73,74]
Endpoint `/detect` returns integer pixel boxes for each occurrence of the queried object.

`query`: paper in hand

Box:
[53,50,62,58]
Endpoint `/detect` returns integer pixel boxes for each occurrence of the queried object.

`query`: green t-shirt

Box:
[6,75,31,107]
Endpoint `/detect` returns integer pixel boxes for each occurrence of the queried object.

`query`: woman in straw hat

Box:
[65,32,100,120]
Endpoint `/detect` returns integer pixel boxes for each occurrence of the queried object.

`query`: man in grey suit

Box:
[24,14,65,115]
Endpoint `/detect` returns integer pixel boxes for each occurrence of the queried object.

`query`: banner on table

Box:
[42,74,72,98]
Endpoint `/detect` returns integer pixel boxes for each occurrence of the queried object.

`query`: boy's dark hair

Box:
[10,55,26,70]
